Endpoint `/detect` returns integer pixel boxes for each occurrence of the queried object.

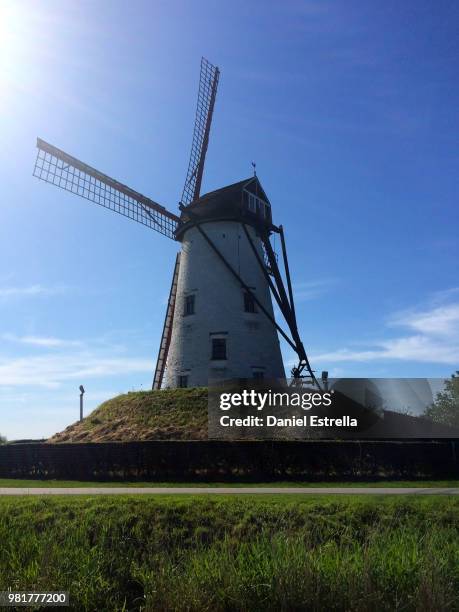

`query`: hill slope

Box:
[48,388,208,443]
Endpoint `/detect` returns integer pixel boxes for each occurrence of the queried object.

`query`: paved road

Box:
[1,487,459,495]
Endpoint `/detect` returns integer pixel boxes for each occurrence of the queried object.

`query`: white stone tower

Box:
[163,177,285,388]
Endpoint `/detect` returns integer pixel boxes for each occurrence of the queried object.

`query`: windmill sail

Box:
[181,57,220,205]
[33,138,180,240]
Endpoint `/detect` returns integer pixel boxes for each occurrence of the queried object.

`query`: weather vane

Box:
[251,161,257,177]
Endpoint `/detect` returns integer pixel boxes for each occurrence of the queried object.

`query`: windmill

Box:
[32,57,318,389]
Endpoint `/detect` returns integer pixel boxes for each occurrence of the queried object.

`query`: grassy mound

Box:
[1,496,459,610]
[48,388,208,443]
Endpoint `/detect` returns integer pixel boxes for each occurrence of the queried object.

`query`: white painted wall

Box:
[164,221,285,387]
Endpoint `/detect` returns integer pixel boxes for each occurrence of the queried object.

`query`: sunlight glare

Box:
[0,0,39,106]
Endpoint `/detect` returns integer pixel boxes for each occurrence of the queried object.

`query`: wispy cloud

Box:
[390,303,459,337]
[312,289,459,366]
[0,352,153,388]
[0,284,68,300]
[293,279,336,302]
[2,334,83,348]
[313,340,459,365]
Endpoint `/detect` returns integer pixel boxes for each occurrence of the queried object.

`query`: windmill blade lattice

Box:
[181,57,220,205]
[33,138,179,240]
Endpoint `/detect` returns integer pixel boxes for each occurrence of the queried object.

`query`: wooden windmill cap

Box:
[175,177,273,240]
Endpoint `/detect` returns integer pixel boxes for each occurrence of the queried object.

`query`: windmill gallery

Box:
[33,58,318,390]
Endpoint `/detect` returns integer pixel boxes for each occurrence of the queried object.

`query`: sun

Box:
[0,0,35,103]
[0,2,21,70]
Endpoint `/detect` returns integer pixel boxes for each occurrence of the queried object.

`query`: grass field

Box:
[1,496,459,610]
[1,478,459,488]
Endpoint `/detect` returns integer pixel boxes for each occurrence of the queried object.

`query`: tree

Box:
[0,433,6,445]
[424,371,459,428]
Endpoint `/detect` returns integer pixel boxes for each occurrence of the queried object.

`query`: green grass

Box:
[1,478,459,488]
[48,388,208,443]
[1,496,459,610]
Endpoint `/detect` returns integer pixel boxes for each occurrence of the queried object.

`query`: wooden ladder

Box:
[152,252,181,389]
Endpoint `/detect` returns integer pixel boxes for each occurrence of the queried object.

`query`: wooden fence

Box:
[0,439,458,481]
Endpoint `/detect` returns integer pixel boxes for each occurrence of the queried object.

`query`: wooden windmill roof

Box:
[175,176,273,240]
[194,176,271,208]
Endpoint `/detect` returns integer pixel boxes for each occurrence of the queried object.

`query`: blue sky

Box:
[0,0,458,440]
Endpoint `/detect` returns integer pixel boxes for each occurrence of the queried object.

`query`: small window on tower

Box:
[253,371,264,380]
[211,338,227,360]
[184,295,195,316]
[244,291,256,313]
[178,375,188,388]
[248,193,256,213]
